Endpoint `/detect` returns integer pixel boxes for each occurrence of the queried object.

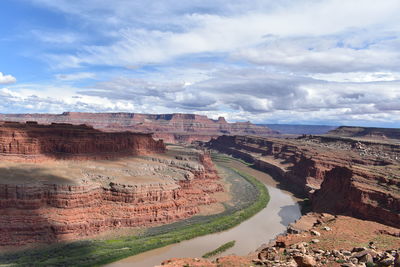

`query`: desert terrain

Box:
[0,118,399,267]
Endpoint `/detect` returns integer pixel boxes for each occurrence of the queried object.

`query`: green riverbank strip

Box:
[202,241,236,258]
[0,159,269,267]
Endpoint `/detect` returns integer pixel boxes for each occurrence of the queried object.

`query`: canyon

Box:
[1,118,399,266]
[0,121,223,246]
[0,112,278,143]
[160,134,399,266]
[205,135,400,228]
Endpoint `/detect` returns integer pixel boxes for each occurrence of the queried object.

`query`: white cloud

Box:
[0,73,16,84]
[55,72,96,81]
[234,33,400,73]
[31,30,82,44]
[37,0,400,68]
[4,0,400,126]
[310,72,400,83]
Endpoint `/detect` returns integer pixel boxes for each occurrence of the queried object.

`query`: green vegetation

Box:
[0,155,269,267]
[211,152,253,166]
[202,240,236,258]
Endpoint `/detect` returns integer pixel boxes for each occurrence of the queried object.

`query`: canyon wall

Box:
[0,150,223,246]
[205,135,400,228]
[0,121,223,246]
[0,112,278,143]
[0,121,165,160]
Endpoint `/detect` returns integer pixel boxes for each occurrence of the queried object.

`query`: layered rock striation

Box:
[205,135,400,228]
[0,150,223,246]
[0,121,165,160]
[0,122,223,246]
[0,112,278,143]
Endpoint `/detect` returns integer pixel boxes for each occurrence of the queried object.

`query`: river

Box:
[105,160,302,267]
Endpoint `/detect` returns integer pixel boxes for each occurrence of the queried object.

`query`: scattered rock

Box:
[293,255,317,267]
[310,230,321,236]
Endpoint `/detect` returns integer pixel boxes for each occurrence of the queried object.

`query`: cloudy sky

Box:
[1,0,400,127]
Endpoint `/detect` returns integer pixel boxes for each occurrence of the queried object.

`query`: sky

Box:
[1,0,400,127]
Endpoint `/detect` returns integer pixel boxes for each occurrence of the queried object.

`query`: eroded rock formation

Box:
[0,121,165,160]
[0,112,278,143]
[205,135,400,228]
[0,122,223,246]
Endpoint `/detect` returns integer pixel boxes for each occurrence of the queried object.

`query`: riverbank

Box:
[0,154,271,267]
[104,156,301,267]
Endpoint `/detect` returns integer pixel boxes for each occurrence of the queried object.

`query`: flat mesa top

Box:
[0,147,202,186]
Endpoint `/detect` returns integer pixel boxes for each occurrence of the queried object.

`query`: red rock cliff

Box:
[0,150,223,246]
[206,135,400,228]
[0,121,165,160]
[0,112,278,143]
[0,180,218,246]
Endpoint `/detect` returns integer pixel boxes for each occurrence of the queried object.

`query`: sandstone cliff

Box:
[0,122,223,246]
[205,135,400,228]
[0,112,278,143]
[0,121,165,160]
[0,149,223,246]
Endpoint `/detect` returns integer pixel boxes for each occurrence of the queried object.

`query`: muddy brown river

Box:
[105,161,302,267]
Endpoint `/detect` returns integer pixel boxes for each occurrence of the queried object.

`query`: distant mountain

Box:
[327,126,400,140]
[259,124,337,135]
[0,112,278,143]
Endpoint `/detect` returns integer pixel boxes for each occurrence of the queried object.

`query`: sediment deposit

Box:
[205,135,400,228]
[0,112,278,143]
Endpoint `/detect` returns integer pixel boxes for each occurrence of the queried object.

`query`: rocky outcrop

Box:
[312,166,400,228]
[0,112,278,143]
[0,121,165,160]
[161,213,400,267]
[205,135,400,228]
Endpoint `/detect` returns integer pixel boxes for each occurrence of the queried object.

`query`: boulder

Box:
[293,255,317,267]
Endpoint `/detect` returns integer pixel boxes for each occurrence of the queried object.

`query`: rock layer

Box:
[0,150,223,246]
[0,121,165,160]
[0,112,278,143]
[0,122,223,246]
[205,135,400,228]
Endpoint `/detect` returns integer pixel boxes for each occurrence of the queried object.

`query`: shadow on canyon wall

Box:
[0,166,100,266]
[248,164,307,200]
[0,167,78,246]
[0,166,77,184]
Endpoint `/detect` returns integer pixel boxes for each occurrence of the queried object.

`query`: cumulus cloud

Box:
[3,0,400,126]
[0,73,16,84]
[34,0,400,68]
[71,68,400,126]
[234,33,400,73]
